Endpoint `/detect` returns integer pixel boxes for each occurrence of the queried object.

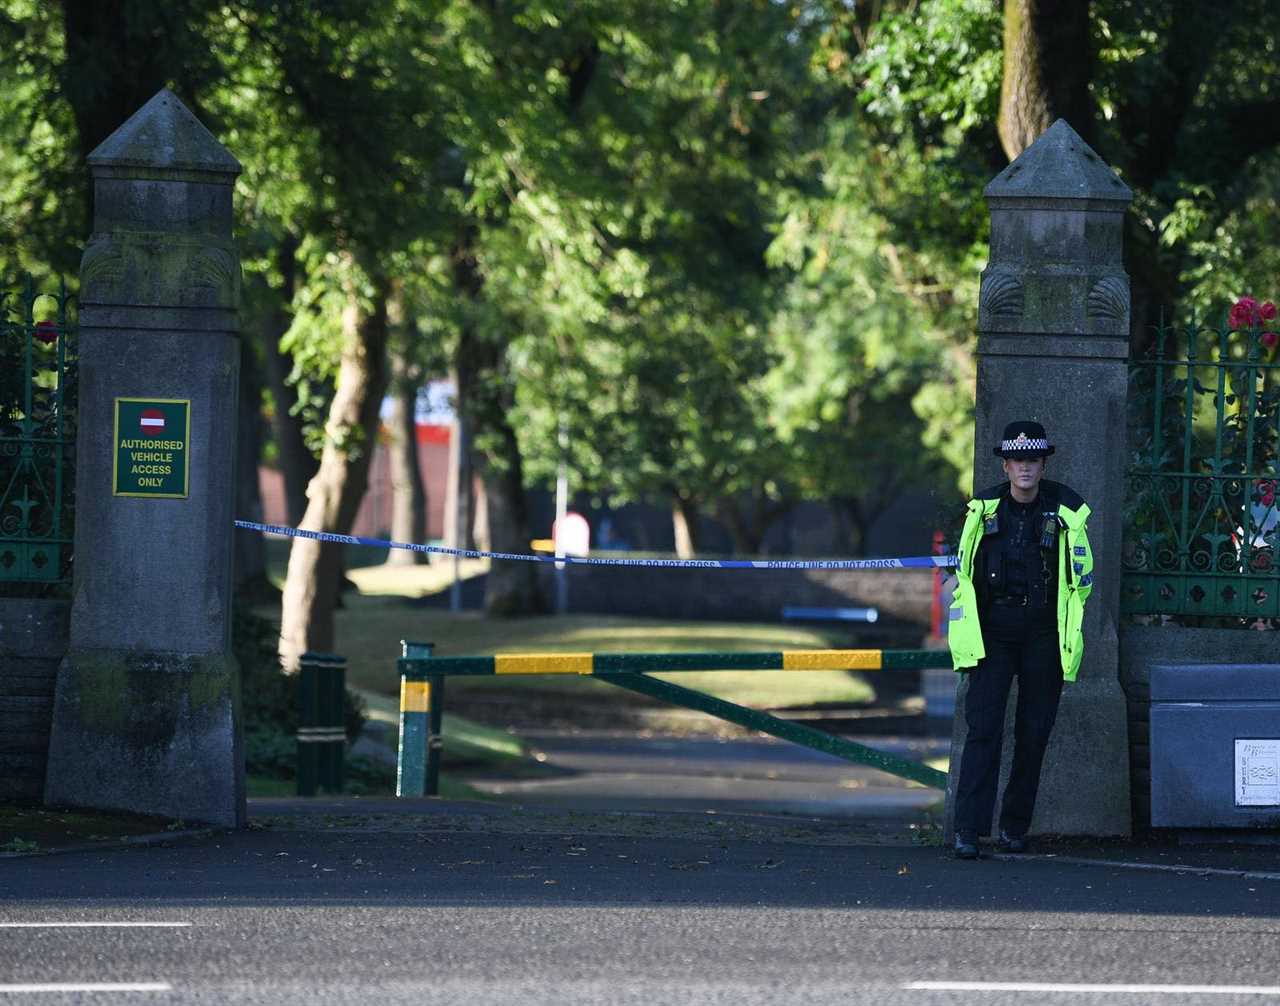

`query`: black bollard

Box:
[297,652,347,796]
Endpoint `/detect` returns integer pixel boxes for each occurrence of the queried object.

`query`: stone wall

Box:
[537,564,936,638]
[1119,624,1280,830]
[0,600,69,802]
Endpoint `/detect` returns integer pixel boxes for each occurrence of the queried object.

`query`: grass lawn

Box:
[253,541,883,738]
[321,591,876,710]
[339,556,876,708]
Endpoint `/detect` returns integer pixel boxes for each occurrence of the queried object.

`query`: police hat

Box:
[995,420,1055,458]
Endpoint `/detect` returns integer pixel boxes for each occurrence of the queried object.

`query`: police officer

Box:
[947,421,1094,859]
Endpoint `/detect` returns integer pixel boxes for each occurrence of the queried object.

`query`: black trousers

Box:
[954,619,1064,838]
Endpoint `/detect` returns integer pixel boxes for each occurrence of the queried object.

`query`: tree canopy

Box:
[5,0,1280,633]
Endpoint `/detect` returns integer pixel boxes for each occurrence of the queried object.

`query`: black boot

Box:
[996,830,1028,853]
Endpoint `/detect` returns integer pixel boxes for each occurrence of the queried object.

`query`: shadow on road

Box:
[2,800,1275,922]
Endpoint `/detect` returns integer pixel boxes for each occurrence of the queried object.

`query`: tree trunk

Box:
[715,497,759,556]
[672,495,701,558]
[59,0,216,233]
[278,273,391,670]
[451,241,539,615]
[233,332,272,600]
[832,497,871,557]
[997,0,1094,161]
[454,356,537,613]
[442,404,473,552]
[715,491,793,556]
[384,347,426,565]
[453,352,536,612]
[471,467,491,552]
[260,239,317,526]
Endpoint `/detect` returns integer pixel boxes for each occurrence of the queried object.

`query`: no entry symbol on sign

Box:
[139,408,166,436]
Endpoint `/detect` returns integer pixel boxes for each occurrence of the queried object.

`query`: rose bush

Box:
[1229,295,1278,347]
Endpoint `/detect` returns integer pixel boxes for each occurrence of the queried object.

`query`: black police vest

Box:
[976,492,1059,613]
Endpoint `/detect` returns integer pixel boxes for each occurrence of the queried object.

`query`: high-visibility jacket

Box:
[947,480,1094,682]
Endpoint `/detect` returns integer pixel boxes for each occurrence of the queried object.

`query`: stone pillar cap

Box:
[984,119,1131,205]
[87,88,241,178]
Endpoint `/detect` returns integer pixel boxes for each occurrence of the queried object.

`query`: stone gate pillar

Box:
[946,120,1133,837]
[44,90,244,827]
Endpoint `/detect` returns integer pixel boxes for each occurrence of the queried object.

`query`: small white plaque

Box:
[1235,739,1280,807]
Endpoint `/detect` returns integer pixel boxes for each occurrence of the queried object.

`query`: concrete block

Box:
[1149,663,1280,829]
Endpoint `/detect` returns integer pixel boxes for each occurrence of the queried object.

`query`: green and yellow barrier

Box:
[395,645,952,797]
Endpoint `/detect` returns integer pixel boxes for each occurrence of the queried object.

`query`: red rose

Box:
[1229,297,1256,329]
[1263,301,1278,321]
[1262,331,1278,350]
[33,320,57,344]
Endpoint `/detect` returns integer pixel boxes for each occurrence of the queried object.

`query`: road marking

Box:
[993,852,1280,882]
[0,984,171,993]
[905,982,1280,995]
[0,922,191,929]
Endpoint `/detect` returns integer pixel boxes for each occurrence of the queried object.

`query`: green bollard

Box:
[397,640,434,797]
[297,652,346,796]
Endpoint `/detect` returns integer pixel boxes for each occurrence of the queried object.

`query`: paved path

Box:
[469,731,946,824]
[1,800,1277,1005]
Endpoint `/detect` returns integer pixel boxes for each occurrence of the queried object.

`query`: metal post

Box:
[297,652,346,796]
[553,415,569,614]
[554,462,568,615]
[397,640,434,796]
[450,418,466,613]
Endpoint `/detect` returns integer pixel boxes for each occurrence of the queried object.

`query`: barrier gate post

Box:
[397,640,437,796]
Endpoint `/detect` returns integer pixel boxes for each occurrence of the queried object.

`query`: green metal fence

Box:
[0,276,77,593]
[395,643,953,797]
[1124,317,1280,619]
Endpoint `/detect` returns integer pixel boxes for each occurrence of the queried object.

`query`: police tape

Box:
[234,519,958,572]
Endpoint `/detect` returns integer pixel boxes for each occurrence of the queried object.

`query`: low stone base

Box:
[43,648,244,827]
[945,665,1131,839]
[0,600,69,802]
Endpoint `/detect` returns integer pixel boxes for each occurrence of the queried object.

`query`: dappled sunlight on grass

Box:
[345,558,490,598]
[546,621,841,651]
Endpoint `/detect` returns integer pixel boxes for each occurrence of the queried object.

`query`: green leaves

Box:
[856,0,1002,136]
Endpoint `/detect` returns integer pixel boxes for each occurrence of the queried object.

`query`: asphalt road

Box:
[469,731,946,822]
[2,808,1278,1005]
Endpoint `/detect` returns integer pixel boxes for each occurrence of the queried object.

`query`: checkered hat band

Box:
[1001,437,1050,452]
